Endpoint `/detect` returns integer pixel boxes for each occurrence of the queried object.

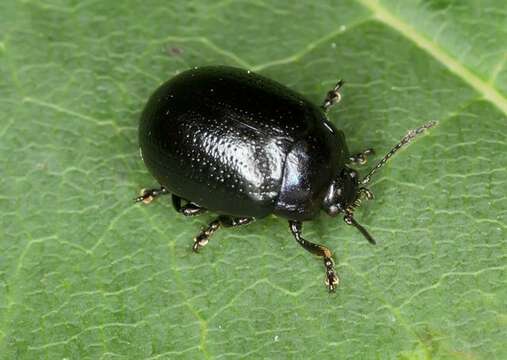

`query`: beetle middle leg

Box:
[172,195,206,216]
[349,148,375,166]
[135,186,168,204]
[289,220,339,292]
[193,216,254,252]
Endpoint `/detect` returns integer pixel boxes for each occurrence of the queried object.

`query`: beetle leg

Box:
[134,186,168,204]
[218,215,255,228]
[193,216,254,252]
[172,195,206,216]
[349,148,375,165]
[289,220,339,292]
[321,79,344,112]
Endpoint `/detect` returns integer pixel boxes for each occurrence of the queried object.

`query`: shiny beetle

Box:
[136,66,435,291]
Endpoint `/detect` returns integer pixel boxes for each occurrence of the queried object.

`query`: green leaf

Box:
[1,0,506,358]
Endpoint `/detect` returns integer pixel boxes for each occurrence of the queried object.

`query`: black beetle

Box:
[136,65,435,291]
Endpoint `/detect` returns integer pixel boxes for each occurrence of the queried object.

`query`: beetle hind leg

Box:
[135,186,169,204]
[289,220,339,292]
[349,148,375,166]
[193,215,254,252]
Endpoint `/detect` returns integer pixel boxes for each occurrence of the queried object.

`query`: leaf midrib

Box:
[358,0,506,115]
[249,0,506,115]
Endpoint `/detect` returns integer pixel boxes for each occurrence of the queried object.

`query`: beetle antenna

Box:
[344,214,376,245]
[361,120,437,185]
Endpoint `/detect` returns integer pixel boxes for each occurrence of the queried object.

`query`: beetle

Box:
[136,65,435,291]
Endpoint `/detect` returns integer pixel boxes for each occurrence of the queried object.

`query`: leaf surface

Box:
[1,1,506,359]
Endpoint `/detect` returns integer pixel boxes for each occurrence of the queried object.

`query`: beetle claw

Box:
[325,273,339,292]
[192,233,209,252]
[192,239,203,252]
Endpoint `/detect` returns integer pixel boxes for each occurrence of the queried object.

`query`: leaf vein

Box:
[356,0,507,114]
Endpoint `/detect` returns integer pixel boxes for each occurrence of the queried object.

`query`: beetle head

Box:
[323,167,359,216]
[322,120,437,245]
[322,167,376,244]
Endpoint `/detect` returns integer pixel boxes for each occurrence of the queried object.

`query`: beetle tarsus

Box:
[289,220,340,292]
[192,216,254,252]
[349,148,375,165]
[324,257,339,292]
[134,186,168,204]
[321,79,344,112]
[193,220,220,252]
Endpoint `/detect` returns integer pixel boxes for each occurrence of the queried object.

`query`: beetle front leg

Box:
[172,195,206,216]
[289,220,339,292]
[135,186,168,204]
[193,215,254,252]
